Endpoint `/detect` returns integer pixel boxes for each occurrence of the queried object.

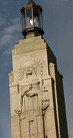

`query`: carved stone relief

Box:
[41,84,50,110]
[15,78,50,138]
[17,60,43,81]
[18,67,24,80]
[15,84,22,115]
[25,66,36,79]
[29,120,35,138]
[15,80,40,115]
[42,99,50,110]
[15,78,50,116]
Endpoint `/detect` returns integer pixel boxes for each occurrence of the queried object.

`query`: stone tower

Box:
[9,0,68,138]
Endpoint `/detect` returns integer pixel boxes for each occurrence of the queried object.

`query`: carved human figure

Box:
[21,81,39,113]
[18,60,43,81]
[25,66,36,79]
[15,81,40,115]
[15,79,50,138]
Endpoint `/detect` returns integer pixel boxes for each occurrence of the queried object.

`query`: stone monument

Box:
[9,0,69,138]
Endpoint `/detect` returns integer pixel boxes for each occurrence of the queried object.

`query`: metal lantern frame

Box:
[21,0,44,37]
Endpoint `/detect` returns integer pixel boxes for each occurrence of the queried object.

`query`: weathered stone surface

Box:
[9,36,68,138]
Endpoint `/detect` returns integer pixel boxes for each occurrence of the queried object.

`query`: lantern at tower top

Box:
[21,0,44,38]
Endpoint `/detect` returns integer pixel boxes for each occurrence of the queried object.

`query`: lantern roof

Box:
[27,0,36,5]
[21,0,43,13]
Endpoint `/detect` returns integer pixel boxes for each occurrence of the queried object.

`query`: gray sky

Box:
[0,0,73,138]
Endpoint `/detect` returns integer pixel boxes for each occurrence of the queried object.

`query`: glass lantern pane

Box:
[22,12,26,30]
[26,8,33,28]
[33,8,41,28]
[39,10,42,28]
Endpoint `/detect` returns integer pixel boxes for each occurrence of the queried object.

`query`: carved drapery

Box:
[15,79,50,116]
[15,80,40,115]
[15,60,50,138]
[14,78,50,138]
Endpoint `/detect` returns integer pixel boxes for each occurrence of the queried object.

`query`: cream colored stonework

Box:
[9,36,68,138]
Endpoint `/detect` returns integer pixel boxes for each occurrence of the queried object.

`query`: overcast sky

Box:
[0,0,73,138]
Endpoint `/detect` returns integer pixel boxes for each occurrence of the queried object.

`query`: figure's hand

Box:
[42,99,50,110]
[21,84,32,97]
[25,92,30,97]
